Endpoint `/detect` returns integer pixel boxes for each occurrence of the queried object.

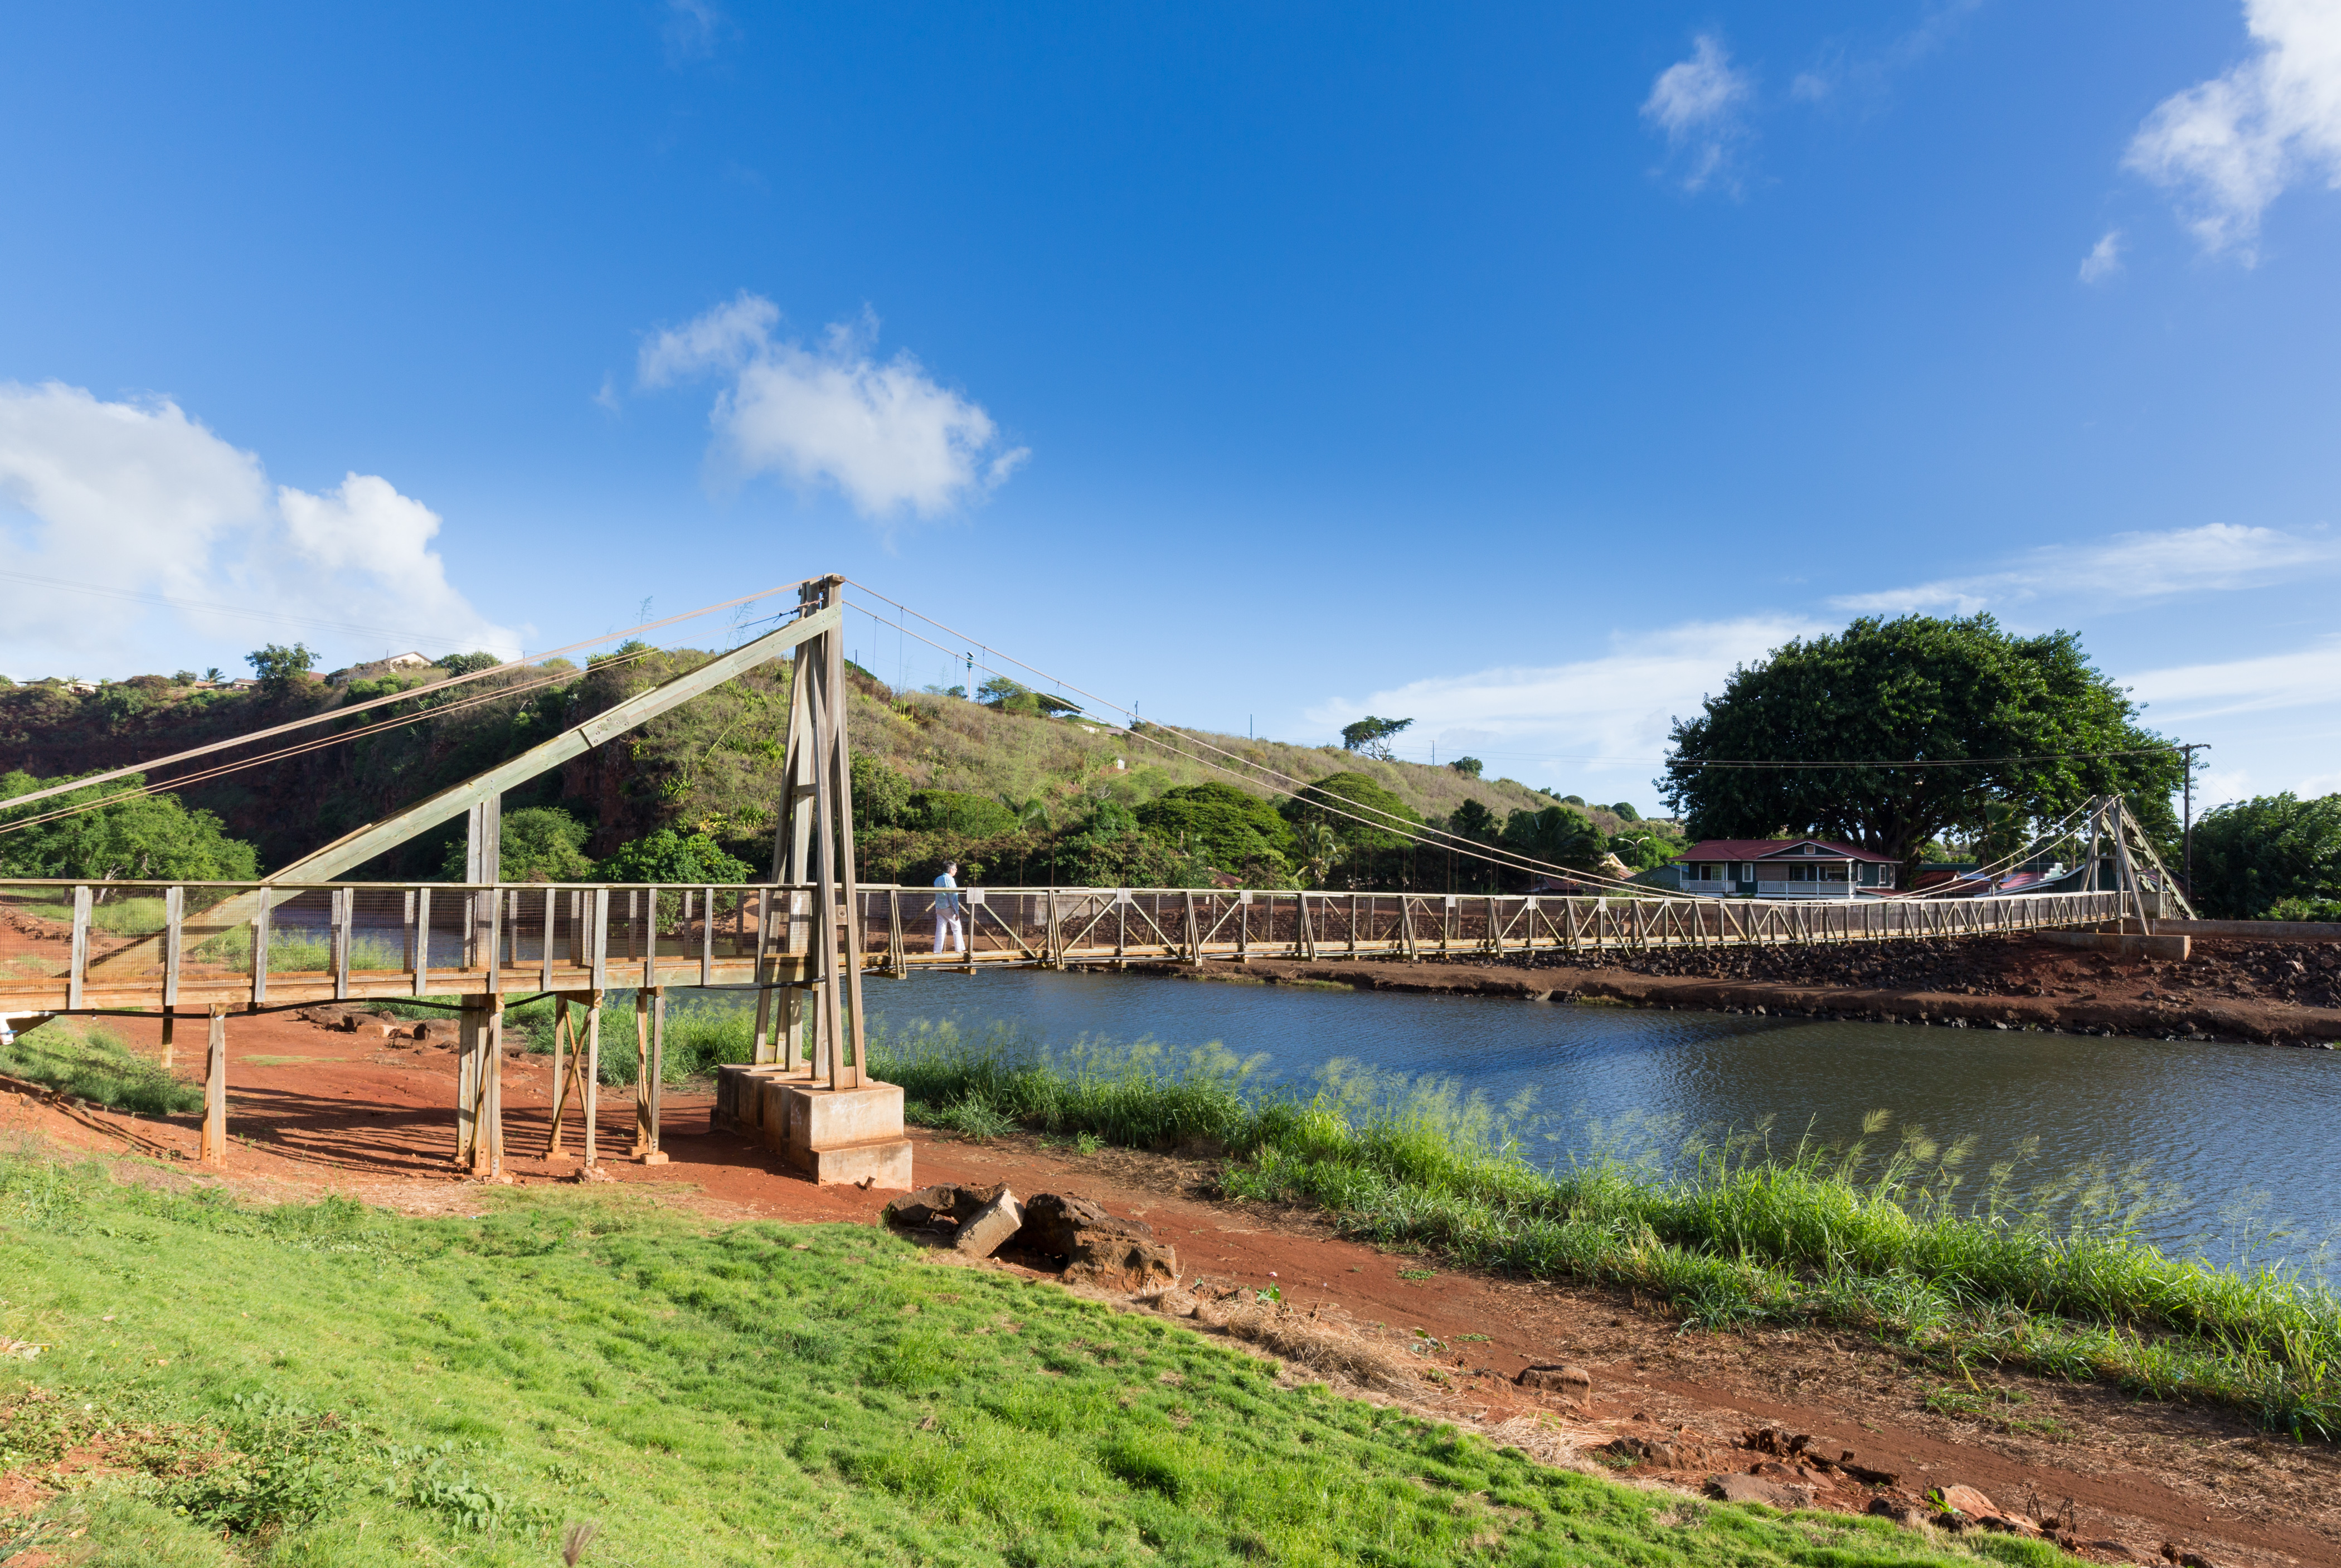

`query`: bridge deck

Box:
[0,880,2131,1016]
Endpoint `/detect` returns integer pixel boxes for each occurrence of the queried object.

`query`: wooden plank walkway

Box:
[0,880,2133,1015]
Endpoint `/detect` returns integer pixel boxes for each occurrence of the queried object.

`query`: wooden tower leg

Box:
[545,996,572,1158]
[198,1006,227,1166]
[484,998,505,1178]
[583,990,601,1165]
[159,1008,174,1071]
[635,987,667,1163]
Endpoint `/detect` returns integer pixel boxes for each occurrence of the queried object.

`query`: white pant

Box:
[934,912,964,953]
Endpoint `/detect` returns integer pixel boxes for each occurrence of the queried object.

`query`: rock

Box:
[1516,1364,1594,1397]
[1934,1484,2037,1536]
[1599,1435,1708,1470]
[884,1182,1006,1229]
[954,1189,1024,1259]
[1866,1495,1928,1529]
[1706,1473,1814,1509]
[1017,1192,1151,1258]
[1062,1234,1179,1292]
[1145,1287,1202,1318]
[569,1164,614,1184]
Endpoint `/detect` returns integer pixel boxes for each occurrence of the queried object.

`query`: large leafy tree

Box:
[1282,772,1420,888]
[437,807,595,883]
[0,771,258,882]
[594,829,751,884]
[2188,793,2341,919]
[1338,716,1412,760]
[1660,616,2181,881]
[1134,782,1295,871]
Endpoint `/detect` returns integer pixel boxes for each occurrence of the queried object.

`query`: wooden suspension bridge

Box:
[0,576,2179,1187]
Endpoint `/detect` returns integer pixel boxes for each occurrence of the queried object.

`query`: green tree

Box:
[1135,783,1296,871]
[435,651,503,676]
[1448,799,1502,844]
[437,807,595,883]
[1662,615,2181,885]
[1502,805,1607,871]
[1609,801,1640,822]
[1291,820,1342,886]
[851,755,914,833]
[2189,793,2341,919]
[1448,756,1484,778]
[1281,772,1419,889]
[594,829,751,884]
[0,771,258,882]
[1339,716,1413,760]
[245,642,318,698]
[907,790,1019,837]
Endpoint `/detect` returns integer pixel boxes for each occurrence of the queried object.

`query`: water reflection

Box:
[840,968,2341,1276]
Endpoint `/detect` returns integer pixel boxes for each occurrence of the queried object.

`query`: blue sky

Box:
[3,1,2338,814]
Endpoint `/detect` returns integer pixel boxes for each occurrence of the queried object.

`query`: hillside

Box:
[0,654,1656,886]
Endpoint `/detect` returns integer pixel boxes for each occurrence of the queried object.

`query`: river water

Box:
[755,969,2341,1278]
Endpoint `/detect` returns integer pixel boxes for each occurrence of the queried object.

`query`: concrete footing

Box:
[714,1064,913,1188]
[2041,929,2191,960]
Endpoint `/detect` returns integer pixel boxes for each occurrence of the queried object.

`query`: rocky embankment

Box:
[1125,934,2341,1047]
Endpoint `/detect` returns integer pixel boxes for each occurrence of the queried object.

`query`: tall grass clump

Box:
[871,1019,2341,1439]
[0,1018,201,1115]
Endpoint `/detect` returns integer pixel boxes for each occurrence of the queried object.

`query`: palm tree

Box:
[1295,821,1343,888]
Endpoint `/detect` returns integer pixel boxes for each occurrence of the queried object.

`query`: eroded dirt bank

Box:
[1114,933,2341,1048]
[5,1006,2339,1565]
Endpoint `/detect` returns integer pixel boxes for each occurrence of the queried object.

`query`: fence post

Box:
[333,886,353,1001]
[414,888,432,996]
[251,892,271,1007]
[67,884,91,1011]
[161,886,184,1067]
[199,1006,229,1166]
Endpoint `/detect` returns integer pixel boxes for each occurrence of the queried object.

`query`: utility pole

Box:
[2178,742,2209,898]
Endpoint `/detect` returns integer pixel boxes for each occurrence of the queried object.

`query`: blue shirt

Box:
[933,872,960,915]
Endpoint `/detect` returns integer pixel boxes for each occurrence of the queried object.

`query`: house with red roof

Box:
[1667,837,1898,898]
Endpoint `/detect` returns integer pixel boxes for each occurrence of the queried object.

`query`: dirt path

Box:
[11,1008,2339,1566]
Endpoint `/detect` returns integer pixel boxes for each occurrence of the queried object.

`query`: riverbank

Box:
[1109,934,2341,1047]
[7,1020,2337,1567]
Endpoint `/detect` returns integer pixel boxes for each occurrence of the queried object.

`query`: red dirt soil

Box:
[9,1006,2340,1567]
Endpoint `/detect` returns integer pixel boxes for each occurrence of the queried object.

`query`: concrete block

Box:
[717,1064,808,1132]
[780,1081,906,1154]
[803,1135,914,1189]
[2041,930,2190,960]
[955,1189,1023,1258]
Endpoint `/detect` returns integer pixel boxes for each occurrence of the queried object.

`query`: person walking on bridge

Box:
[932,862,966,955]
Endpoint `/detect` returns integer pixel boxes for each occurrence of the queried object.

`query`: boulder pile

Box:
[884,1184,1179,1291]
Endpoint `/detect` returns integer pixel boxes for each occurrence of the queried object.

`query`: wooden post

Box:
[67,885,90,1012]
[751,887,776,1064]
[161,887,183,1054]
[456,997,485,1169]
[590,887,609,993]
[251,892,271,1006]
[483,997,505,1178]
[412,887,432,996]
[547,995,574,1157]
[332,886,352,1000]
[199,1006,227,1166]
[583,990,601,1164]
[635,986,666,1162]
[541,886,557,994]
[701,884,716,987]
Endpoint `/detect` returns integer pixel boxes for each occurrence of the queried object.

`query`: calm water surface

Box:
[776,969,2341,1275]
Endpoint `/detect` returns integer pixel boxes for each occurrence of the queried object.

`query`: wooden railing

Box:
[0,880,2133,1014]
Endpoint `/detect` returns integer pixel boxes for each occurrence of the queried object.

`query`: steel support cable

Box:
[842,584,2173,904]
[1869,798,2100,902]
[0,576,821,818]
[845,594,1720,902]
[0,642,673,837]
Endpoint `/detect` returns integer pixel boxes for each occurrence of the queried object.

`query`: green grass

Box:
[869,1022,2341,1441]
[0,1154,2046,1567]
[0,1020,200,1115]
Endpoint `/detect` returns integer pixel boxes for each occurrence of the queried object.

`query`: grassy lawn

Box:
[0,1152,2055,1567]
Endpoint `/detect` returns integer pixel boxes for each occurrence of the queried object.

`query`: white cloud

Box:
[2124,0,2341,257]
[1790,0,1983,105]
[662,0,727,62]
[2079,229,2125,284]
[1305,617,1820,785]
[1641,35,1754,192]
[0,381,517,676]
[640,293,1027,520]
[1834,523,2340,616]
[2124,635,2341,720]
